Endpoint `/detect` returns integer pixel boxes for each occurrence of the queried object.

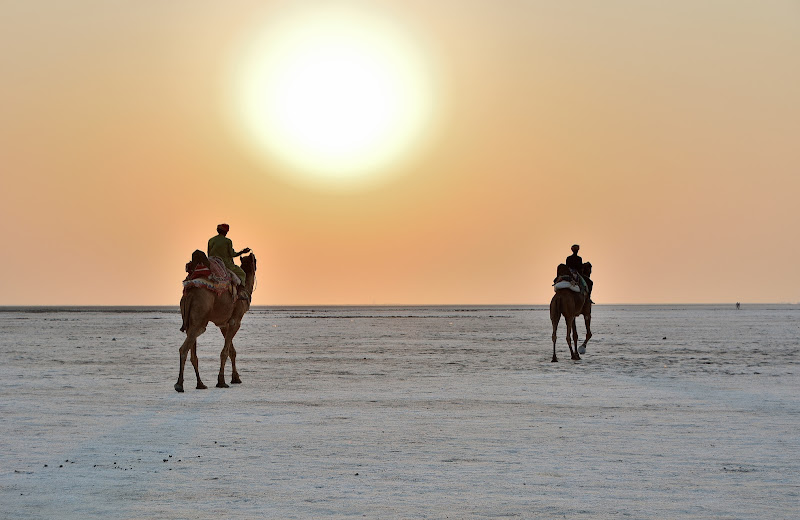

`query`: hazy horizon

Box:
[1,302,796,309]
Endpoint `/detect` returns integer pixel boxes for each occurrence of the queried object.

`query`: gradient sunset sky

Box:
[2,1,798,306]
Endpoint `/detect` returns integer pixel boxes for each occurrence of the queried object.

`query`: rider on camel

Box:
[582,262,594,304]
[566,244,583,272]
[566,244,594,303]
[208,224,251,301]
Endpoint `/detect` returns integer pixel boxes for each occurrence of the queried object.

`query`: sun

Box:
[233,7,435,186]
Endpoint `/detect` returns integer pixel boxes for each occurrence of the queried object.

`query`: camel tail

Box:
[180,294,189,333]
[550,294,562,323]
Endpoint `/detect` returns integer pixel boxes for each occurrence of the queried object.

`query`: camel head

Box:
[241,253,257,275]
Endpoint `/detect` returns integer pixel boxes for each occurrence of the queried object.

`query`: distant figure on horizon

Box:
[736,302,741,310]
[209,224,251,301]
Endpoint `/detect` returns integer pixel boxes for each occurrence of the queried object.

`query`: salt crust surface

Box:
[1,305,798,519]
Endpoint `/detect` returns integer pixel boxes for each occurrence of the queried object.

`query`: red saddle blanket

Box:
[187,264,212,280]
[183,257,237,298]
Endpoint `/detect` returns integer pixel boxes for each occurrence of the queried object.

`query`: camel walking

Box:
[175,253,257,392]
[549,266,592,362]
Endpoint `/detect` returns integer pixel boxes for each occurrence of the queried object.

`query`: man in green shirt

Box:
[208,224,250,296]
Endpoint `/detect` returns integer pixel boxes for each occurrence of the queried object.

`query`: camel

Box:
[549,264,592,362]
[175,252,257,392]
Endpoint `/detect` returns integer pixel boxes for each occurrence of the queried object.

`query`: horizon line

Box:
[1,302,797,309]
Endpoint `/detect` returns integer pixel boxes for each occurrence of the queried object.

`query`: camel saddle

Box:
[183,250,238,299]
[553,263,588,295]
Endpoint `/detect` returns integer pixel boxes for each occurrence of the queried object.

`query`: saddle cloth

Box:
[554,279,581,292]
[553,272,586,294]
[183,257,238,298]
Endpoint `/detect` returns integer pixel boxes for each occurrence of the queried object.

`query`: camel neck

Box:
[244,271,255,294]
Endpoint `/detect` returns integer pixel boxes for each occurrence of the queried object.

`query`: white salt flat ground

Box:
[1,305,798,519]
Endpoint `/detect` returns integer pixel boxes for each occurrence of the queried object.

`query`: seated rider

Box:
[208,223,251,300]
[566,244,594,303]
[566,244,583,272]
[582,262,594,304]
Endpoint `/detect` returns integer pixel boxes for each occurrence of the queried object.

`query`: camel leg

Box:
[229,342,241,384]
[176,325,206,392]
[571,319,581,360]
[217,342,230,388]
[551,314,560,362]
[579,314,592,354]
[219,326,242,384]
[217,320,241,388]
[565,316,578,360]
[190,341,207,390]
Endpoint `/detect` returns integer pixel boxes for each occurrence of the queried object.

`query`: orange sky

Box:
[2,1,799,305]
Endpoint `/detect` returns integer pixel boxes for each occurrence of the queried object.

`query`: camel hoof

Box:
[578,346,586,355]
[197,382,208,390]
[551,356,558,362]
[216,382,229,388]
[231,377,242,384]
[175,383,184,393]
[572,355,581,361]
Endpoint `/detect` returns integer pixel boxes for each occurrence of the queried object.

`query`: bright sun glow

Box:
[234,8,435,185]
